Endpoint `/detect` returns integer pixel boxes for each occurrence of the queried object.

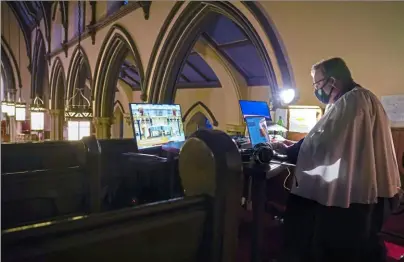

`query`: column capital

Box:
[92,117,113,125]
[93,117,113,139]
[49,109,63,116]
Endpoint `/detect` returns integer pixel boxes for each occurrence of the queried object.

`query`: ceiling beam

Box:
[217,38,250,49]
[179,73,191,83]
[118,76,140,91]
[185,60,211,82]
[121,70,140,86]
[200,32,249,81]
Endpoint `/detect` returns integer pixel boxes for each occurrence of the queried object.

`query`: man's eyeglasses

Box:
[312,78,329,90]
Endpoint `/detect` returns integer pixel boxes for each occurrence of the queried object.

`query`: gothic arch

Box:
[113,100,125,114]
[93,24,145,118]
[31,29,48,99]
[1,36,21,90]
[66,45,92,105]
[182,101,219,127]
[145,2,294,106]
[49,57,66,110]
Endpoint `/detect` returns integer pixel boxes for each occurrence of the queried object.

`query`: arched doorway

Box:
[185,112,213,136]
[182,101,218,137]
[111,100,124,139]
[145,2,294,107]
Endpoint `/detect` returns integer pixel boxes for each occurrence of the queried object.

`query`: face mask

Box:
[314,78,334,104]
[314,87,334,104]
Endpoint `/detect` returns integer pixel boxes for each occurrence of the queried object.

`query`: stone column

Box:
[8,89,17,142]
[49,109,64,140]
[93,117,113,139]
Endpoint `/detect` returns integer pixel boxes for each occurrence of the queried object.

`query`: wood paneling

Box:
[392,128,404,185]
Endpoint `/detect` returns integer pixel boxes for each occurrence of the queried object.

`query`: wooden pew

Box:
[88,138,183,211]
[2,129,243,262]
[1,141,91,229]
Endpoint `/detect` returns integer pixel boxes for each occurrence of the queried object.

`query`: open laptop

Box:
[129,103,186,150]
[244,116,284,171]
[245,116,270,147]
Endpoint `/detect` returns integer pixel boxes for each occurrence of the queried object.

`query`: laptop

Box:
[245,116,270,147]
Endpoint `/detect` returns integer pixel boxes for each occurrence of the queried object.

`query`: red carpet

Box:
[383,212,404,261]
[237,211,404,262]
[385,241,404,261]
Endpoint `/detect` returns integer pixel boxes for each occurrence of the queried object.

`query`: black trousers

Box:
[281,194,391,262]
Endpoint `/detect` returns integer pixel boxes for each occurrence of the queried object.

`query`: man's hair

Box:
[312,57,353,84]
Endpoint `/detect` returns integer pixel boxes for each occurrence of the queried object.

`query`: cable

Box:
[283,167,292,191]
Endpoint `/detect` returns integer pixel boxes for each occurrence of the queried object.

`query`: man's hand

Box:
[283,139,296,146]
[270,142,288,155]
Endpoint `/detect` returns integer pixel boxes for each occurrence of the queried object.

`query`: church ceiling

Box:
[8,2,267,90]
[120,14,268,90]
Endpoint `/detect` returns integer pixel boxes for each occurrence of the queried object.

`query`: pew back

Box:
[1,141,85,173]
[2,197,210,262]
[2,130,242,262]
[2,141,90,229]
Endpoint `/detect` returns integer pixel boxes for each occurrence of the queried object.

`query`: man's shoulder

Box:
[346,86,380,104]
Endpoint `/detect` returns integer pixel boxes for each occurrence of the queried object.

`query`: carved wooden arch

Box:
[49,57,66,110]
[182,101,219,127]
[1,36,21,90]
[93,23,144,118]
[66,45,92,105]
[31,29,47,98]
[145,2,294,107]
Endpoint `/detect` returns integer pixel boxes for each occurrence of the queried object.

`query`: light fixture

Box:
[279,88,296,105]
[65,0,92,141]
[5,91,15,117]
[30,96,45,131]
[15,94,26,121]
[2,91,10,115]
[65,90,92,141]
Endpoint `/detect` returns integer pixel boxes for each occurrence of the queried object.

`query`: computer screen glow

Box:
[129,104,185,149]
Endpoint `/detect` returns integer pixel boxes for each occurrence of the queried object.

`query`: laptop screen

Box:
[245,116,270,147]
[239,100,272,121]
[129,103,186,149]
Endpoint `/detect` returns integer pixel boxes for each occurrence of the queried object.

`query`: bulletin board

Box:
[286,106,323,141]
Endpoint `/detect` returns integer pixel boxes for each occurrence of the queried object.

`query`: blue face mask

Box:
[314,87,334,104]
[314,78,334,104]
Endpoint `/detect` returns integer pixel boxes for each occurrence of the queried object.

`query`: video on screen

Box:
[246,116,270,147]
[129,104,185,149]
